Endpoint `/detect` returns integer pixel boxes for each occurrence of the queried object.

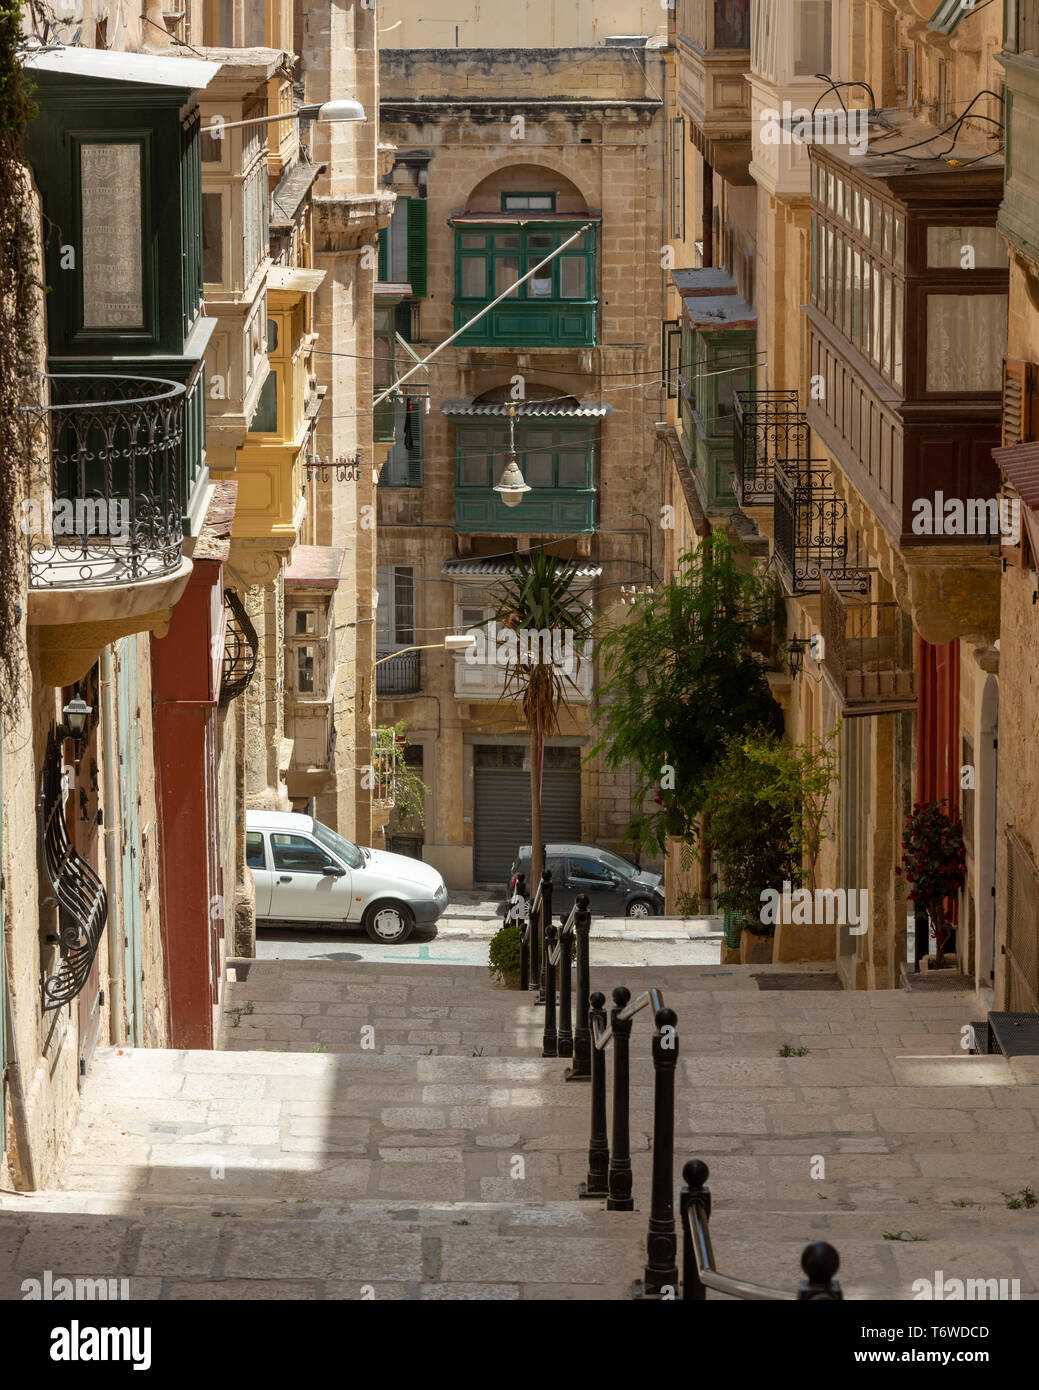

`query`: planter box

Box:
[740,932,774,964]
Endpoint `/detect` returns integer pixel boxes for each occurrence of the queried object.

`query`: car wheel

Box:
[364,900,416,944]
[626,898,654,919]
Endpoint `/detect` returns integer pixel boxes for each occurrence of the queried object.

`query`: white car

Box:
[245,810,448,943]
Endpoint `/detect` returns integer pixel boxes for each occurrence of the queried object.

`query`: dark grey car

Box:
[508,843,664,918]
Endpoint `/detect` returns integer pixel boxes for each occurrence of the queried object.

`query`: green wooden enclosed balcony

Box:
[447,399,605,534]
[451,220,598,348]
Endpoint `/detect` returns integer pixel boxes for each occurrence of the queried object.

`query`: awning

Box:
[21,46,221,91]
[267,266,327,297]
[682,293,756,330]
[443,559,602,578]
[671,267,738,298]
[992,440,1039,562]
[442,400,610,419]
[285,545,347,590]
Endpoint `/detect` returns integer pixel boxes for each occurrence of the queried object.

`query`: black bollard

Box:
[635,1005,679,1297]
[606,985,634,1211]
[535,867,553,1005]
[542,924,558,1057]
[680,1158,711,1300]
[516,873,529,991]
[565,895,591,1082]
[798,1243,843,1300]
[557,913,574,1058]
[579,991,610,1198]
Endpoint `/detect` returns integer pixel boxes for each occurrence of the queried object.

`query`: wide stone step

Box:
[1,1196,1036,1301]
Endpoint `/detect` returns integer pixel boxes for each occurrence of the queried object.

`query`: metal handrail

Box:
[547,899,579,964]
[680,1159,842,1301]
[594,987,664,1050]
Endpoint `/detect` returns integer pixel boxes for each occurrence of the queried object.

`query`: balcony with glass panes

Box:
[236,273,325,545]
[454,422,596,534]
[451,582,594,703]
[284,547,344,801]
[452,222,597,348]
[804,144,1008,641]
[748,0,848,196]
[676,285,757,512]
[677,0,753,181]
[998,5,1039,268]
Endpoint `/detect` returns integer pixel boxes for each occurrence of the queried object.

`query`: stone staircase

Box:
[1,960,1037,1300]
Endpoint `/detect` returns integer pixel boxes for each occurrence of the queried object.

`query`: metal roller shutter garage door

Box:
[473,746,581,887]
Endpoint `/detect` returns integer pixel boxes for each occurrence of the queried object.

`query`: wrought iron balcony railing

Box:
[371,733,398,809]
[732,389,808,505]
[24,374,185,590]
[819,570,916,716]
[39,729,107,1010]
[773,461,863,595]
[376,649,421,696]
[220,589,259,709]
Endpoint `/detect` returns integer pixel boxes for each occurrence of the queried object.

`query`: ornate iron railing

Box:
[773,462,864,595]
[39,730,107,1010]
[219,589,259,709]
[820,569,915,715]
[376,649,421,696]
[371,732,398,809]
[24,374,186,590]
[732,389,808,505]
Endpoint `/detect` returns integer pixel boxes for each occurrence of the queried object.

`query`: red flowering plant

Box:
[896,799,967,968]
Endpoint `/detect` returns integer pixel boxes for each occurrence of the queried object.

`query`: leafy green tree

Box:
[593,532,782,857]
[699,731,803,928]
[491,549,594,891]
[377,721,430,830]
[736,724,841,892]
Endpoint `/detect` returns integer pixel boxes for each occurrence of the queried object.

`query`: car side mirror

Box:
[323,864,345,877]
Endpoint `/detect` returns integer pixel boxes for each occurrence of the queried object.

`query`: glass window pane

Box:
[494,234,521,248]
[252,370,278,433]
[794,0,832,75]
[844,241,853,335]
[459,233,486,248]
[925,294,1008,392]
[560,257,586,298]
[524,452,553,487]
[460,452,488,486]
[853,188,861,233]
[882,271,892,377]
[863,196,871,240]
[295,609,316,636]
[461,257,485,297]
[558,451,587,487]
[926,225,1010,269]
[495,257,520,295]
[528,234,553,249]
[81,142,145,328]
[894,215,905,267]
[827,171,834,210]
[836,178,844,220]
[872,268,881,365]
[296,646,316,695]
[893,280,903,389]
[246,832,265,869]
[528,263,553,297]
[883,209,892,258]
[852,250,862,347]
[862,260,872,357]
[202,191,223,284]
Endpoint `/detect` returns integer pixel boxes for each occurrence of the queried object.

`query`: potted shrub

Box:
[897,800,966,971]
[701,731,803,963]
[488,922,523,988]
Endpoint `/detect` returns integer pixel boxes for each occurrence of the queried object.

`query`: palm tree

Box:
[491,549,594,894]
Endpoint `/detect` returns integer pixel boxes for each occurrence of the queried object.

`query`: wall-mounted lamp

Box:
[60,695,92,767]
[786,635,808,679]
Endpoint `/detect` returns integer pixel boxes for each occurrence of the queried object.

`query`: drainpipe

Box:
[2,959,37,1190]
[100,645,125,1046]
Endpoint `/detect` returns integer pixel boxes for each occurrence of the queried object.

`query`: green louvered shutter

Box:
[407,408,423,486]
[378,226,388,282]
[406,198,427,298]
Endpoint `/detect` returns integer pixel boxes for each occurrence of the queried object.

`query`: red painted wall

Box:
[152,559,225,1049]
[916,638,960,811]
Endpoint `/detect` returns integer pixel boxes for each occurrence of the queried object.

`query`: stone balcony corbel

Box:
[315,192,397,253]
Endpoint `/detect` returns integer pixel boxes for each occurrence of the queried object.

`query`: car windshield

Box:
[597,849,638,879]
[311,819,364,870]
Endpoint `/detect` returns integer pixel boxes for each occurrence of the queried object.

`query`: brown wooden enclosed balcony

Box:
[23,374,194,686]
[733,389,808,506]
[773,461,860,595]
[677,0,753,183]
[820,570,916,717]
